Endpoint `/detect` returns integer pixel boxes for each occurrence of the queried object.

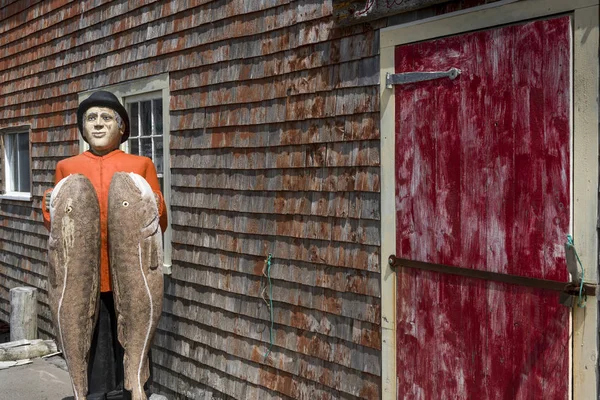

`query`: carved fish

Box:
[48,174,100,400]
[108,172,163,400]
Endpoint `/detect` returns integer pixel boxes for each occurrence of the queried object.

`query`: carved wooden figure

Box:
[48,174,101,400]
[108,172,164,400]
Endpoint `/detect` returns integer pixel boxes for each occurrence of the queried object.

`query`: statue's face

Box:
[83,106,123,156]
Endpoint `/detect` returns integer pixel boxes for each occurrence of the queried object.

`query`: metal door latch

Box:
[388,255,597,299]
[386,68,461,89]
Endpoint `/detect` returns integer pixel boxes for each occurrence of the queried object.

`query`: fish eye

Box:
[122,201,129,207]
[66,205,73,213]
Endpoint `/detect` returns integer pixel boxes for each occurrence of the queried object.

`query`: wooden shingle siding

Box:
[0,0,387,398]
[152,360,236,400]
[0,0,49,35]
[157,308,380,397]
[169,144,379,170]
[164,275,381,351]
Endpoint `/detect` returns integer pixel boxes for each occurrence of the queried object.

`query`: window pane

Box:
[4,132,30,193]
[6,134,17,192]
[17,133,30,192]
[140,137,152,159]
[153,99,163,135]
[154,137,163,174]
[129,103,139,138]
[140,101,152,136]
[129,138,139,155]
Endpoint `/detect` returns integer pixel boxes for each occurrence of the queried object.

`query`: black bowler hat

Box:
[77,90,130,143]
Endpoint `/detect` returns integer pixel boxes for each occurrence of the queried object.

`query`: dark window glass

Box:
[130,103,139,137]
[130,138,139,155]
[17,133,30,192]
[154,137,163,174]
[140,137,153,159]
[140,101,152,136]
[4,131,30,193]
[153,99,163,135]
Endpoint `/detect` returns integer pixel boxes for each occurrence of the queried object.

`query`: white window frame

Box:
[78,74,172,274]
[0,126,32,201]
[122,91,166,188]
[380,0,599,398]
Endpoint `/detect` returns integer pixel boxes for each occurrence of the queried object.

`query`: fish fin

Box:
[140,215,160,239]
[115,302,134,391]
[116,313,127,349]
[116,312,130,393]
[88,286,99,320]
[123,351,133,392]
[142,235,162,271]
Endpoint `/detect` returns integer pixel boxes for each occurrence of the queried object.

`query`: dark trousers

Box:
[87,292,126,400]
[87,292,152,400]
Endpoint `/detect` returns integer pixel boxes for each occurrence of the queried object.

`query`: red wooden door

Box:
[394,16,571,399]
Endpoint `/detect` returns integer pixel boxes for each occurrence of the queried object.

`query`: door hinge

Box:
[386,68,461,89]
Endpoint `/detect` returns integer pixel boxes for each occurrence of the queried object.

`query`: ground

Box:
[0,356,73,400]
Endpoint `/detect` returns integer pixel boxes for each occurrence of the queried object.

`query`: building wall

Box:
[0,0,497,398]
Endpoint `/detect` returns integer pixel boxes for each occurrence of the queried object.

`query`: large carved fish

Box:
[48,174,100,400]
[108,172,163,400]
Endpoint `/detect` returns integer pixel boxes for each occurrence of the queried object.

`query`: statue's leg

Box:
[48,174,101,400]
[86,291,124,396]
[108,172,164,400]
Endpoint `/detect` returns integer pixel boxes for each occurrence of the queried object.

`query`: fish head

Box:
[49,174,99,224]
[108,172,159,238]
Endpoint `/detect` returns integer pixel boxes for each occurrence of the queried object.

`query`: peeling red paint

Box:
[395,16,570,399]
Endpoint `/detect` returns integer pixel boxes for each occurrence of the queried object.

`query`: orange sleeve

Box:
[143,158,168,232]
[42,162,66,231]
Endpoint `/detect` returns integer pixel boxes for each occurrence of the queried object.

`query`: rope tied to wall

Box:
[262,253,274,361]
[566,234,586,308]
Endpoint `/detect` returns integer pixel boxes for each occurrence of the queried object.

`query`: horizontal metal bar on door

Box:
[385,68,461,89]
[388,255,597,296]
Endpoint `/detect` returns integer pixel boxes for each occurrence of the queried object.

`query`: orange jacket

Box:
[42,150,168,292]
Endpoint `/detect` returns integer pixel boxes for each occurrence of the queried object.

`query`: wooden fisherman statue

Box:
[43,90,168,400]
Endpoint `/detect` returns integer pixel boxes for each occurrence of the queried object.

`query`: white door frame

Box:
[380,0,599,398]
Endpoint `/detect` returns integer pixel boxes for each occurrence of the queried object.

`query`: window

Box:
[78,74,172,273]
[1,126,31,199]
[125,94,165,192]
